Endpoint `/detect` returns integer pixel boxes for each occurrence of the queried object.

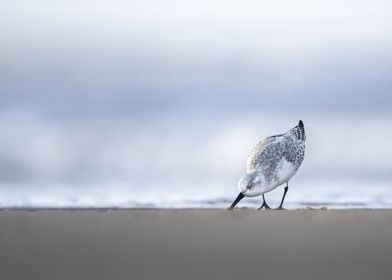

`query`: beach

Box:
[1,209,391,280]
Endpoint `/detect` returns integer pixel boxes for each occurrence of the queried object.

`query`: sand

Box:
[1,209,392,280]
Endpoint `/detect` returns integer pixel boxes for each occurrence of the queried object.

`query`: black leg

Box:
[258,194,271,210]
[276,184,289,210]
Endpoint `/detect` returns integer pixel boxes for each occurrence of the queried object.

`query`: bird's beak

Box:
[228,193,245,210]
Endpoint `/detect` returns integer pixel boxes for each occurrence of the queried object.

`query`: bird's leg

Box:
[258,194,271,210]
[276,183,289,210]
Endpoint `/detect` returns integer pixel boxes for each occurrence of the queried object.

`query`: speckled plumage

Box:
[239,120,306,197]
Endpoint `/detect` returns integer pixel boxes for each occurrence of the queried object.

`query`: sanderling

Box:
[229,120,306,210]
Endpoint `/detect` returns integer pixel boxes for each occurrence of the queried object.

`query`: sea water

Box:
[0,111,391,209]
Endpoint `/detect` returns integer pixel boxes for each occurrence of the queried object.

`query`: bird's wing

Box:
[281,134,306,164]
[246,133,285,171]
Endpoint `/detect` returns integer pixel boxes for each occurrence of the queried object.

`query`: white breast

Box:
[263,158,298,193]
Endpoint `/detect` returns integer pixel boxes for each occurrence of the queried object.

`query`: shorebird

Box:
[229,120,306,210]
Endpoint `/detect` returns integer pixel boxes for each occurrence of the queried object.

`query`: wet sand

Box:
[1,209,392,280]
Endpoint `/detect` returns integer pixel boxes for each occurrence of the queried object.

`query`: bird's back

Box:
[246,122,306,188]
[247,134,286,172]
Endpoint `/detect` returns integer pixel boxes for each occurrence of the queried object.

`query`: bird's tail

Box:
[288,120,306,141]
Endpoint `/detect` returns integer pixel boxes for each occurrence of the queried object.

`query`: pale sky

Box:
[1,0,392,116]
[0,1,392,207]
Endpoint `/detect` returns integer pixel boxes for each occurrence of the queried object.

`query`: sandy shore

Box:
[1,209,392,280]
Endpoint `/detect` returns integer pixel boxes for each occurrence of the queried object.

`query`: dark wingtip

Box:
[298,120,304,128]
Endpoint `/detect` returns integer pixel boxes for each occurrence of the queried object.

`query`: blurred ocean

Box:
[0,0,391,208]
[0,112,391,209]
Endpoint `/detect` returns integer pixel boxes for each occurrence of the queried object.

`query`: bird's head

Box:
[238,171,264,197]
[228,170,265,209]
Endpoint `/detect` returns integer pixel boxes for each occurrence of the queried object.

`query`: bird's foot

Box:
[258,203,272,210]
[275,206,286,210]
